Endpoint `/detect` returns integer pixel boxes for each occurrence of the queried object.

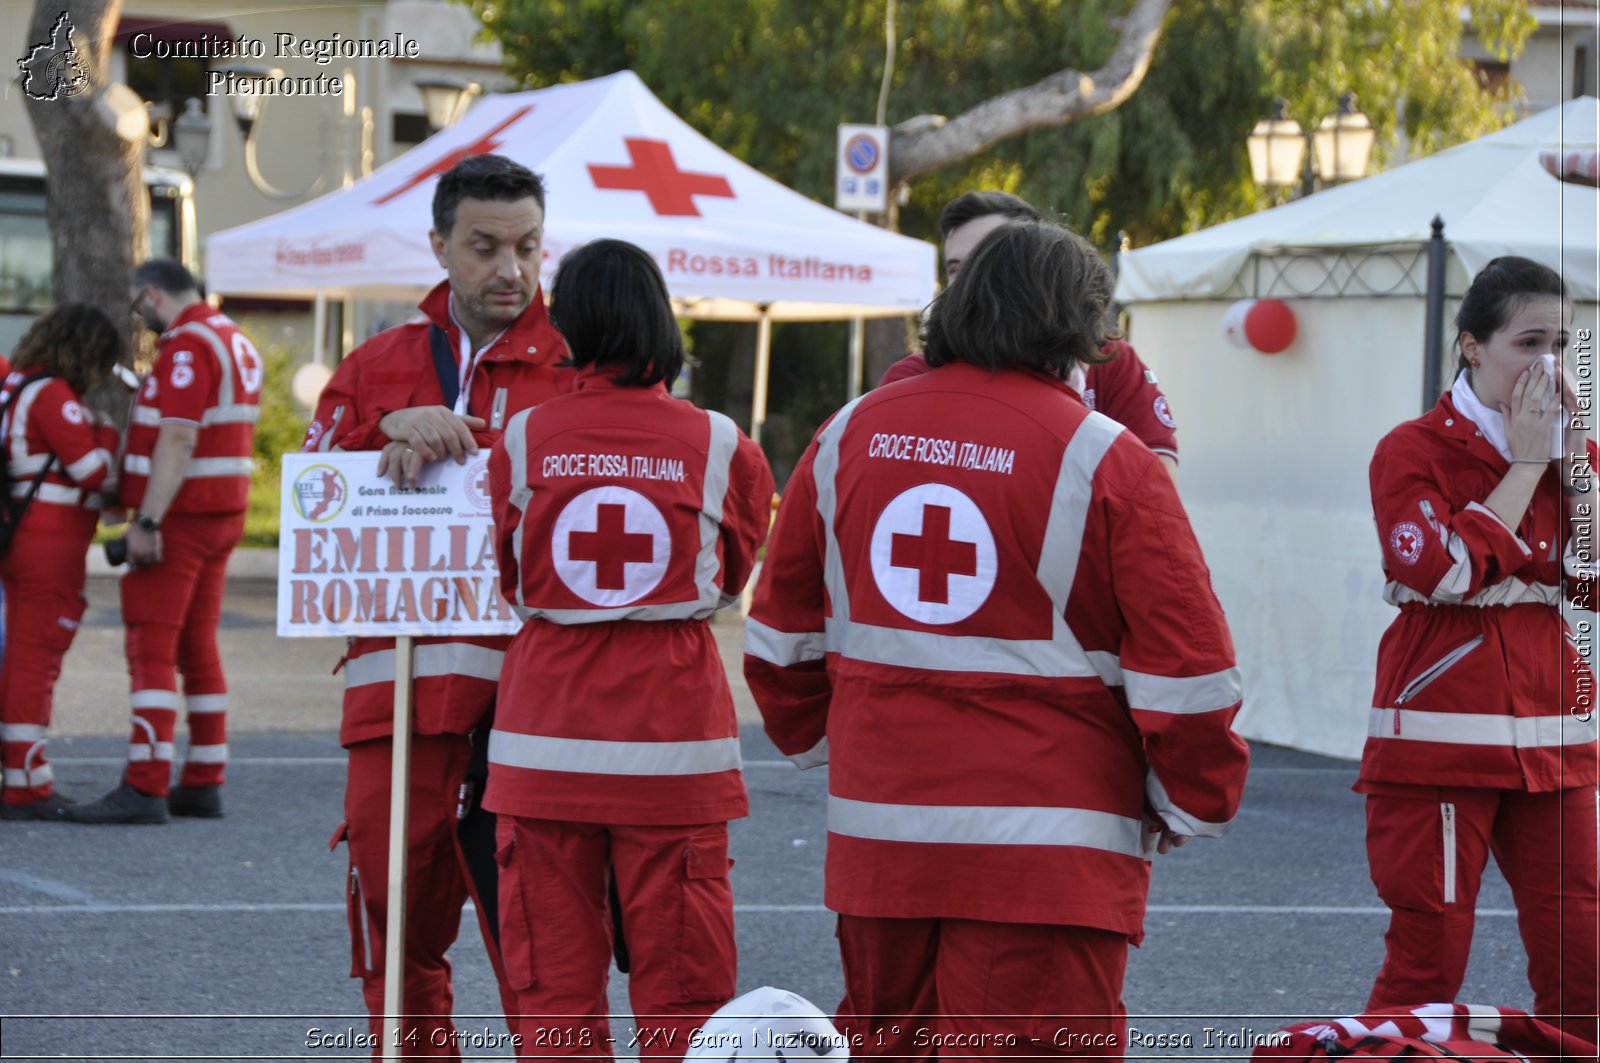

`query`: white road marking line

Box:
[0,902,1518,917]
[49,757,799,768]
[0,869,96,903]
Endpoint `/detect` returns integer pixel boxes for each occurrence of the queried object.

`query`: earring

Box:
[1469,358,1480,368]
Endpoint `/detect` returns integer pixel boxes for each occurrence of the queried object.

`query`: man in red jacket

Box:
[300,153,573,1057]
[748,220,1247,1058]
[881,191,1179,478]
[72,260,262,825]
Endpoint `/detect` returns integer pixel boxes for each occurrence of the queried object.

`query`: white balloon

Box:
[1221,299,1256,348]
[292,362,335,409]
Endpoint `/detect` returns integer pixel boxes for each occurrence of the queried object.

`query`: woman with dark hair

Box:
[0,304,121,820]
[485,239,774,1056]
[746,220,1248,1057]
[1363,255,1597,1045]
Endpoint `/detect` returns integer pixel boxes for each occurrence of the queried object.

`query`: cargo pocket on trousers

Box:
[331,823,372,979]
[672,832,737,1004]
[495,832,537,991]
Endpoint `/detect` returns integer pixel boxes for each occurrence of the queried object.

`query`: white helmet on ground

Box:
[685,985,851,1060]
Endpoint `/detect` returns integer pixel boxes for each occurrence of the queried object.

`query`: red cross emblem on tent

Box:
[869,484,997,625]
[588,137,735,216]
[373,106,535,205]
[552,485,671,605]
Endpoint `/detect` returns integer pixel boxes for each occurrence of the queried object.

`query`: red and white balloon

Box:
[1222,298,1296,354]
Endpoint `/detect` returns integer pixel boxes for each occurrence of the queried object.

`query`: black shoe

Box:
[66,783,168,825]
[168,784,223,819]
[1,793,76,821]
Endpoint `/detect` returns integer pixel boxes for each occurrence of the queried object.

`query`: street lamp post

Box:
[1248,93,1376,197]
[413,76,481,135]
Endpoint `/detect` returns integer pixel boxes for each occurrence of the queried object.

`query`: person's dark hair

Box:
[131,258,200,296]
[1454,256,1567,374]
[923,220,1115,375]
[432,154,546,236]
[549,240,684,388]
[938,191,1042,239]
[10,303,123,393]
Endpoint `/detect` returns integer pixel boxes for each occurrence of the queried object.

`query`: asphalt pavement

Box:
[0,568,1531,1061]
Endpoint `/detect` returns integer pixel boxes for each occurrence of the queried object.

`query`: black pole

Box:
[1422,215,1447,413]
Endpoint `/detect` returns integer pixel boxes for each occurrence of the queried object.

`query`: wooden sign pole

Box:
[380,635,415,1061]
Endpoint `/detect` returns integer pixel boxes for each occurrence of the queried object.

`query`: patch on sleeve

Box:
[60,400,84,425]
[170,364,195,389]
[1153,395,1176,429]
[1388,521,1425,566]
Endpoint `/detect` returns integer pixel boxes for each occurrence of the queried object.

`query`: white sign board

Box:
[836,123,889,213]
[277,451,520,638]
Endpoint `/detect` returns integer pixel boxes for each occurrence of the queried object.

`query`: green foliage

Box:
[239,333,308,548]
[463,0,1533,248]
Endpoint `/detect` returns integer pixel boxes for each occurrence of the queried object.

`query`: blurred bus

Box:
[0,159,196,353]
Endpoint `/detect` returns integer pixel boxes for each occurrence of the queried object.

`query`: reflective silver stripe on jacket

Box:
[1385,578,1564,608]
[65,448,112,482]
[1369,707,1599,747]
[14,482,83,505]
[122,455,255,478]
[164,320,240,407]
[1125,667,1242,716]
[1,723,47,742]
[343,642,505,689]
[1145,771,1232,838]
[814,403,1124,679]
[502,408,535,615]
[827,795,1144,856]
[5,378,50,476]
[131,403,259,427]
[744,617,826,666]
[488,730,742,776]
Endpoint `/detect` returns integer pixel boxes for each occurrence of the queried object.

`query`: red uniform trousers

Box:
[121,511,243,797]
[1365,784,1599,1047]
[495,816,737,1061]
[0,516,94,805]
[342,734,517,1061]
[836,916,1130,1060]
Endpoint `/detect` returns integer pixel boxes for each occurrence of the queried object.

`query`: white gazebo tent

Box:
[1114,96,1598,759]
[206,70,936,438]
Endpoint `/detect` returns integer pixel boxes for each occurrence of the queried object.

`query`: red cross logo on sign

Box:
[552,486,670,605]
[588,138,735,216]
[869,484,997,624]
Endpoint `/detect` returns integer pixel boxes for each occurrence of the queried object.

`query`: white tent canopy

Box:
[1117,96,1599,304]
[206,70,934,323]
[1107,99,1599,761]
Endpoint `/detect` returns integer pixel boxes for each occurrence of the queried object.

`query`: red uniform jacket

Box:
[879,339,1179,460]
[483,369,775,825]
[745,362,1247,935]
[122,304,260,516]
[2,373,116,535]
[302,282,573,745]
[1364,392,1599,793]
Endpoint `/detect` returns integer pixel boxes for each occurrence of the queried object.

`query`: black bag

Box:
[0,373,58,557]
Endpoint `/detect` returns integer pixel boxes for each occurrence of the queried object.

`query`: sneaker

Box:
[167,784,223,819]
[1,793,76,821]
[66,783,168,825]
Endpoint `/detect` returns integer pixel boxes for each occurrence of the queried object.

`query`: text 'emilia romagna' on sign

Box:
[278,451,518,638]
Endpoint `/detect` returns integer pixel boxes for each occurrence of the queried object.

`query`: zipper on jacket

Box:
[1440,802,1457,905]
[349,866,372,973]
[1393,635,1486,733]
[491,387,509,431]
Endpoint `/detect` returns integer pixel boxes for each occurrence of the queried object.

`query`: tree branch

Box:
[887,0,1173,183]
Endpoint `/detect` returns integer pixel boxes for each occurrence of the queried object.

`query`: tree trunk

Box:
[887,0,1173,184]
[22,0,146,420]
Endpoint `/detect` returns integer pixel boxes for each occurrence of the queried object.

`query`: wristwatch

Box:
[134,514,161,533]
